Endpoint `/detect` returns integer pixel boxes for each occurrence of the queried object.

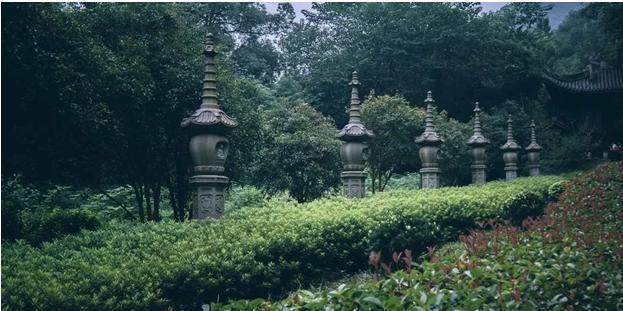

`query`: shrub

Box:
[19,208,101,246]
[1,177,101,244]
[217,162,621,310]
[225,185,269,213]
[1,176,562,310]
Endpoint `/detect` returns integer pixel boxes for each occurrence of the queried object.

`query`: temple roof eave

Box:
[542,68,623,94]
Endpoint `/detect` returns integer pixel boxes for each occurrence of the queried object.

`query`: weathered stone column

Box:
[525,120,542,176]
[336,71,374,198]
[181,33,238,220]
[415,91,443,188]
[500,114,520,181]
[467,102,489,184]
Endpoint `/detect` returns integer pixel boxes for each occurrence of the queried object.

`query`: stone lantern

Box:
[415,91,443,188]
[181,33,238,220]
[467,102,489,184]
[500,114,520,181]
[336,71,374,198]
[525,120,542,176]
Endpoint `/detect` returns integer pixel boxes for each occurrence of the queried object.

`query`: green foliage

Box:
[20,208,101,246]
[362,94,424,192]
[1,177,101,244]
[225,186,269,213]
[215,162,622,310]
[1,176,562,310]
[380,173,421,191]
[251,101,342,202]
[282,2,555,124]
[554,3,623,72]
[434,110,473,186]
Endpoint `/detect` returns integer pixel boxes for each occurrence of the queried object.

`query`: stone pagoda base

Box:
[471,164,486,184]
[341,171,366,198]
[420,167,441,188]
[190,175,229,220]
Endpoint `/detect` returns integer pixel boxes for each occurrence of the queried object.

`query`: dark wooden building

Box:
[542,60,623,153]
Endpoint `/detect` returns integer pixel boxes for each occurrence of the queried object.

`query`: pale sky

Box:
[264,2,508,21]
[264,2,580,29]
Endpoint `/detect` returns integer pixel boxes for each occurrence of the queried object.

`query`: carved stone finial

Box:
[348,71,361,124]
[500,114,520,150]
[415,91,443,145]
[204,33,216,56]
[467,102,489,147]
[181,32,237,129]
[336,71,374,141]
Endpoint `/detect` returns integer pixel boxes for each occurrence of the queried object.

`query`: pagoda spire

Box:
[415,91,443,145]
[347,71,362,124]
[201,33,219,109]
[181,33,237,129]
[336,71,373,141]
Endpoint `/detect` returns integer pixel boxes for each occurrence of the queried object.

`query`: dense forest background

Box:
[2,3,622,233]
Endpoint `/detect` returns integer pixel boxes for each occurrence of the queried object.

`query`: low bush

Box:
[1,177,102,244]
[1,176,562,310]
[216,162,621,310]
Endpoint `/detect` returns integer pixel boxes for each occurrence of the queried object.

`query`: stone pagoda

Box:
[467,102,489,184]
[525,120,543,176]
[181,33,238,220]
[336,71,374,198]
[500,114,521,181]
[415,91,443,188]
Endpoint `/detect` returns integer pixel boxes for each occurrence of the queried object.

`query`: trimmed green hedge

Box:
[215,162,623,310]
[1,176,562,310]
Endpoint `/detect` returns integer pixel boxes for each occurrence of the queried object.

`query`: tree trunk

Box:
[145,185,152,221]
[132,183,145,222]
[152,183,161,221]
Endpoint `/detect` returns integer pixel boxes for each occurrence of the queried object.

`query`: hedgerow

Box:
[1,176,562,310]
[215,162,622,310]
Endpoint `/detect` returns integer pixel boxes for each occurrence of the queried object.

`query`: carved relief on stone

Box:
[198,193,213,219]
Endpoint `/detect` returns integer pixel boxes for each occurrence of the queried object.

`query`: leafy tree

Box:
[251,101,341,202]
[434,110,472,186]
[279,3,555,125]
[554,3,623,72]
[361,94,424,192]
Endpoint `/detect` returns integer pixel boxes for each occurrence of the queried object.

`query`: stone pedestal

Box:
[503,151,519,180]
[190,175,228,220]
[341,171,367,198]
[419,145,441,188]
[527,152,540,176]
[470,147,487,184]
